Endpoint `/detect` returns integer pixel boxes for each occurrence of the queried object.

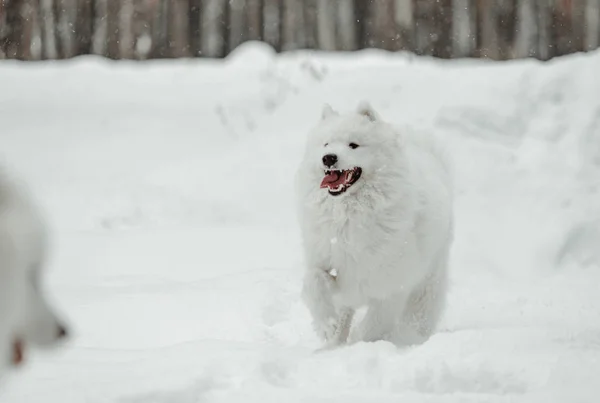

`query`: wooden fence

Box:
[1,0,600,61]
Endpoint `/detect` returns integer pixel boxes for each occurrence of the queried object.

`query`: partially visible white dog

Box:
[0,167,69,378]
[295,102,453,349]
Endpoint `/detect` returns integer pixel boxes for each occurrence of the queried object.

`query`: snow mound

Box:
[224,40,278,69]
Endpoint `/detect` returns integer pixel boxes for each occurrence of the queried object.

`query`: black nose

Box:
[322,154,338,167]
[56,324,69,340]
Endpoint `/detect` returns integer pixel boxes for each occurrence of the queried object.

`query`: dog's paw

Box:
[313,316,339,342]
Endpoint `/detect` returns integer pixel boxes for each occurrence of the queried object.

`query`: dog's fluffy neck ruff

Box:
[303,160,418,238]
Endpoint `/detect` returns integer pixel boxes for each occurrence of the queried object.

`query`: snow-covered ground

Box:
[1,42,599,402]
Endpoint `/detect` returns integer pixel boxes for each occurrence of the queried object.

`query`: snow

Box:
[0,41,599,402]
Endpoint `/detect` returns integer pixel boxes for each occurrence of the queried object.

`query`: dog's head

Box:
[0,171,70,378]
[3,264,70,374]
[299,102,402,199]
[0,236,69,374]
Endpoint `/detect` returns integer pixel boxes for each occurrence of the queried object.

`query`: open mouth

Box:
[320,167,362,196]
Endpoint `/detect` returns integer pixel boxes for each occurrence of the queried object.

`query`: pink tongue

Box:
[320,171,347,188]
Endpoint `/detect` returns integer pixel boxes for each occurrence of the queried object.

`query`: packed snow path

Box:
[0,43,599,402]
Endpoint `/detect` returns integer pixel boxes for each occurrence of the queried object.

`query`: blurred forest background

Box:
[1,0,599,61]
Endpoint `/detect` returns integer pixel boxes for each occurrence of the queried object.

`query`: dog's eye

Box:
[349,143,359,149]
[324,143,329,147]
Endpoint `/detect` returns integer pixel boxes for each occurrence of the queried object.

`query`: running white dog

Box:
[295,103,454,348]
[0,167,69,378]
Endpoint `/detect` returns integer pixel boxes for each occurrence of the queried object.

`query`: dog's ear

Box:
[357,101,379,122]
[321,104,338,120]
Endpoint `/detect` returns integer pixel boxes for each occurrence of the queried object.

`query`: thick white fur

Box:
[0,167,68,378]
[295,103,454,348]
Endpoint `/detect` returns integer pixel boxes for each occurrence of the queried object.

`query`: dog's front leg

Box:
[302,268,344,343]
[303,268,355,349]
[318,306,354,351]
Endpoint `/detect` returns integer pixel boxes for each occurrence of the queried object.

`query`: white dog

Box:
[0,167,69,378]
[295,103,453,348]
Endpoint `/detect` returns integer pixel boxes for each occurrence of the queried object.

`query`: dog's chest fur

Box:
[304,199,416,307]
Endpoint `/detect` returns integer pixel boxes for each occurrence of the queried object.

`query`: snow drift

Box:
[0,42,599,402]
